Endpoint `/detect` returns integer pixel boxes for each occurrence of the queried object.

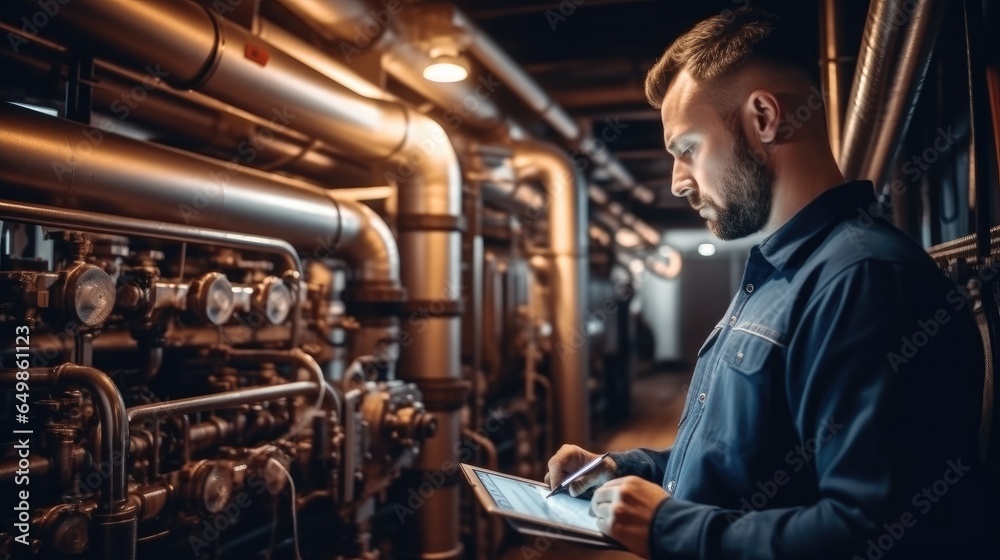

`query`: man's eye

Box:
[681,146,694,157]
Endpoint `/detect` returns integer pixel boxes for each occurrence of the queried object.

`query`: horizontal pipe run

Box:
[126,381,320,425]
[219,347,342,418]
[0,200,302,277]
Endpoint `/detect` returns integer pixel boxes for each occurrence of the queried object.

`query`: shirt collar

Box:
[757,181,877,271]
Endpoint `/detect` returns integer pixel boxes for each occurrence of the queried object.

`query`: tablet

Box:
[505,520,622,550]
[459,463,615,544]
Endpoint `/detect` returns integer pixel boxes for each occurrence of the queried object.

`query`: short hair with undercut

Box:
[644,8,817,109]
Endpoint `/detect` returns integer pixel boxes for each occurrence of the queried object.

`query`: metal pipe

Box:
[0,103,400,296]
[0,22,378,188]
[0,365,127,514]
[219,347,342,419]
[840,0,945,183]
[0,454,52,483]
[269,3,502,132]
[272,0,657,213]
[41,3,462,553]
[0,198,302,281]
[452,10,579,140]
[46,0,406,156]
[512,140,590,446]
[126,381,320,424]
[820,0,850,161]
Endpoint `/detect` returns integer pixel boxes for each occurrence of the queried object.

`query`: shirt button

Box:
[667,480,676,493]
[698,392,707,403]
[729,316,737,326]
[736,351,744,362]
[745,283,755,293]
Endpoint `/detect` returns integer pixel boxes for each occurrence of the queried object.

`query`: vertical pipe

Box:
[0,364,137,560]
[393,117,466,560]
[512,140,590,447]
[965,0,999,467]
[840,0,945,183]
[820,0,848,161]
[17,1,466,553]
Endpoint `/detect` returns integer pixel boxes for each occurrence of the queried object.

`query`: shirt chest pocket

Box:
[722,324,784,374]
[702,325,784,452]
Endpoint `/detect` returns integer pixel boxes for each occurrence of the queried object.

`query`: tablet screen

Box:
[473,470,600,533]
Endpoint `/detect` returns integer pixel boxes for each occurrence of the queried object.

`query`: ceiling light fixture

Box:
[423,48,470,83]
[415,5,471,83]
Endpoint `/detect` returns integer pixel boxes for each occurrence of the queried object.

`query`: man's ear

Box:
[744,90,781,144]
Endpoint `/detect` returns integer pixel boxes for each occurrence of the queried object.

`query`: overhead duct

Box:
[512,139,590,446]
[32,1,466,557]
[839,0,946,183]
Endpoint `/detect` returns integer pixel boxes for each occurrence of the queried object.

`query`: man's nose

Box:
[670,160,694,198]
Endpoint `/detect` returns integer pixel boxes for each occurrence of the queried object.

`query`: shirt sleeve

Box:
[609,448,671,481]
[647,259,986,559]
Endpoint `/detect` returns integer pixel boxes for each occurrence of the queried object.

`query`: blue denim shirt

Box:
[611,182,994,559]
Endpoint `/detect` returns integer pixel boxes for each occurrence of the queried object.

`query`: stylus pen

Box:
[545,451,611,498]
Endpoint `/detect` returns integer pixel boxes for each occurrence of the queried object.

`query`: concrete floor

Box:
[499,370,690,560]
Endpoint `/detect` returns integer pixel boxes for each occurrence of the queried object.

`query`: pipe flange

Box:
[396,214,467,232]
[400,299,463,317]
[410,379,470,411]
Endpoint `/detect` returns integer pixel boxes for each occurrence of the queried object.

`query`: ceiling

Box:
[447,0,867,230]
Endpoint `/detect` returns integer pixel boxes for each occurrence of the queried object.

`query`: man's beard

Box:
[692,122,773,240]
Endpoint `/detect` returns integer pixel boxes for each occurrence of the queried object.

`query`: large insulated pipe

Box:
[35,1,462,556]
[0,23,378,188]
[512,140,590,446]
[839,0,945,183]
[0,102,397,288]
[0,364,136,560]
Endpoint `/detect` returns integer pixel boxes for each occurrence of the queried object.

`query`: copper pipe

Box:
[840,0,946,183]
[126,381,320,425]
[820,0,850,160]
[512,139,590,446]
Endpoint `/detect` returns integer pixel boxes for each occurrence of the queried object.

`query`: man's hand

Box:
[591,476,670,558]
[544,444,618,497]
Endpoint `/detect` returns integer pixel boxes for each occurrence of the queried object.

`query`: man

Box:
[545,8,995,560]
